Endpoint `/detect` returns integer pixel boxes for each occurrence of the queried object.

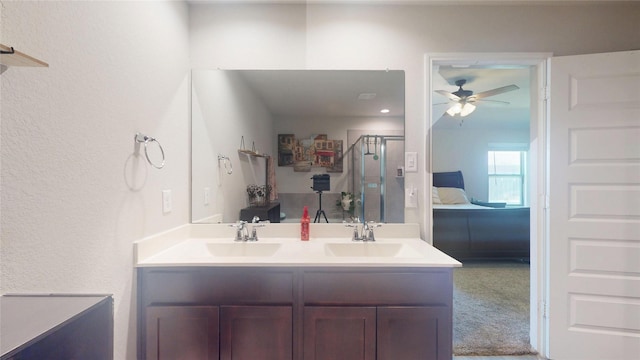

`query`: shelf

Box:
[238,149,269,158]
[0,44,48,67]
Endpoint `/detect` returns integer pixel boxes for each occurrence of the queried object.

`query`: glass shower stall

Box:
[347,131,405,223]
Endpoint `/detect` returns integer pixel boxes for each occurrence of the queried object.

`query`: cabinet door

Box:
[377,306,451,360]
[146,306,219,360]
[303,306,376,360]
[220,306,292,360]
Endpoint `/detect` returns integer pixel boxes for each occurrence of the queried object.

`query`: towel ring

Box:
[218,155,233,175]
[135,133,165,169]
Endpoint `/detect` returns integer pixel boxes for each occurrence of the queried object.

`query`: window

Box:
[488,148,527,206]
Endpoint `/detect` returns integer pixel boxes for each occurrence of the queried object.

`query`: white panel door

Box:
[549,50,640,360]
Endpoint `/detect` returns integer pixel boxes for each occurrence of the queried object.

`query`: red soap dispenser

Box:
[301,206,310,241]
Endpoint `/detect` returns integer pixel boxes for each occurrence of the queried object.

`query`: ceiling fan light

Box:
[446,103,462,116]
[460,102,476,117]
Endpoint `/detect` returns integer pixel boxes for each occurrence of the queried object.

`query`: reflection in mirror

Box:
[191,70,405,224]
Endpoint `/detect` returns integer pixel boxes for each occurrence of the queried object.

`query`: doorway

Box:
[427,52,550,356]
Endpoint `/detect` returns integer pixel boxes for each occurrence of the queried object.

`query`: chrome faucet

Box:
[362,221,382,242]
[249,216,266,241]
[230,221,250,241]
[345,217,363,241]
[230,217,267,242]
[345,219,381,242]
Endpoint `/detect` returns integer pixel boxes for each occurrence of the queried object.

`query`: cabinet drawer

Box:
[303,270,452,305]
[140,267,294,305]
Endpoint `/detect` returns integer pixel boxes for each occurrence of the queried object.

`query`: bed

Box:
[432,171,530,260]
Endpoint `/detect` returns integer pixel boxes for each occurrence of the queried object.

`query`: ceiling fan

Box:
[435,79,519,117]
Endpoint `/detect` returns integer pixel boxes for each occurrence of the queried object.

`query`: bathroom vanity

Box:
[135,224,460,360]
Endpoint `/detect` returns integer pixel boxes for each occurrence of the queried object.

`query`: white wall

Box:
[432,127,530,201]
[192,70,274,223]
[190,2,640,233]
[0,2,190,359]
[189,3,307,70]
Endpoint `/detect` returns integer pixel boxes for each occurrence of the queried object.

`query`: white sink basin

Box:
[324,243,422,258]
[207,243,281,257]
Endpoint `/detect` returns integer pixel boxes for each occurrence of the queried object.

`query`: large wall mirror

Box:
[192,69,405,224]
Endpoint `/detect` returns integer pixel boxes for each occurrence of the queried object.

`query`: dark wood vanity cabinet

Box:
[146,305,292,360]
[376,306,451,360]
[303,306,377,360]
[138,267,453,360]
[139,268,294,360]
[220,306,292,360]
[146,306,219,359]
[303,306,450,360]
[302,270,453,360]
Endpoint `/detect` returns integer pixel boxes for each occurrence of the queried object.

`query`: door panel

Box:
[146,306,219,360]
[220,306,292,360]
[377,306,451,360]
[303,306,376,360]
[549,50,640,360]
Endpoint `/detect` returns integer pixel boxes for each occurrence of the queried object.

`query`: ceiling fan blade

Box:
[473,84,519,99]
[435,90,461,101]
[473,98,511,105]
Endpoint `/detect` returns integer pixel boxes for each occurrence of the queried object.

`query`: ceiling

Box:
[433,65,531,130]
[236,70,405,118]
[233,67,530,130]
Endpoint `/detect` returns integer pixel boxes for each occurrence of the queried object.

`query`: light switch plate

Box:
[204,187,210,206]
[162,190,172,213]
[405,152,418,172]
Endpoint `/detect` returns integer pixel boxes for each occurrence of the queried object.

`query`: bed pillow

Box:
[432,187,442,204]
[437,187,470,204]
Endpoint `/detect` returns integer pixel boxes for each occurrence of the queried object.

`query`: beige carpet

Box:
[453,261,536,356]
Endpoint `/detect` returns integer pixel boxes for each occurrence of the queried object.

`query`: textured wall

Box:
[0,2,190,358]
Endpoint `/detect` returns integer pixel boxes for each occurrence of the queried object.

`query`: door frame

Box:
[425,52,552,357]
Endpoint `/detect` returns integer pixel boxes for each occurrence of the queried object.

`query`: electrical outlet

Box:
[162,190,172,213]
[204,187,210,206]
[405,186,418,208]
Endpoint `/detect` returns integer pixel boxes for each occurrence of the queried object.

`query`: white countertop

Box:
[135,223,461,268]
